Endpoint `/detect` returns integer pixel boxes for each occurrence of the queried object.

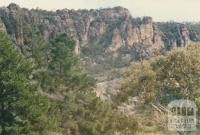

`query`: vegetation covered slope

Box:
[0,25,140,134]
[114,44,200,134]
[1,3,200,75]
[1,3,200,135]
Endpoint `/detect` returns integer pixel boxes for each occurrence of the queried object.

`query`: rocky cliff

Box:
[0,4,198,72]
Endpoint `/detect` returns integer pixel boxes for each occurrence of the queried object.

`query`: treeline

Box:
[0,27,139,135]
[114,44,200,134]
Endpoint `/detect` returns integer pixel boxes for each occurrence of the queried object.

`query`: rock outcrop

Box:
[157,22,192,49]
[0,19,6,32]
[0,4,196,58]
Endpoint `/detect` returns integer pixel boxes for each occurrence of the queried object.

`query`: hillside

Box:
[1,4,200,75]
[1,3,200,135]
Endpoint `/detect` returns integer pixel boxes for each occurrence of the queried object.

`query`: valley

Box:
[0,3,200,135]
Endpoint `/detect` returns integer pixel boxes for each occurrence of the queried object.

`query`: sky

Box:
[0,0,200,22]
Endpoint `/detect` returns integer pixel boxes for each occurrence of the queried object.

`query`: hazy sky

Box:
[0,0,200,22]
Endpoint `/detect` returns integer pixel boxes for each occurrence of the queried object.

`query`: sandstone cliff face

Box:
[157,22,192,49]
[0,19,6,32]
[0,4,194,56]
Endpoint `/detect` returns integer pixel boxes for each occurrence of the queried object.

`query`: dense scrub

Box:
[0,27,139,135]
[114,44,200,134]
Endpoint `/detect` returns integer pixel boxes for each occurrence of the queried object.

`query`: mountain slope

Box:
[0,3,200,74]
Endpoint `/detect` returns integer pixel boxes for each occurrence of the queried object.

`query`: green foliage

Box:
[0,28,139,135]
[24,30,52,92]
[0,30,57,134]
[42,33,96,92]
[49,33,78,75]
[116,45,200,105]
[45,34,138,135]
[59,91,138,135]
[27,31,49,68]
[153,45,200,104]
[114,45,200,134]
[114,61,157,104]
